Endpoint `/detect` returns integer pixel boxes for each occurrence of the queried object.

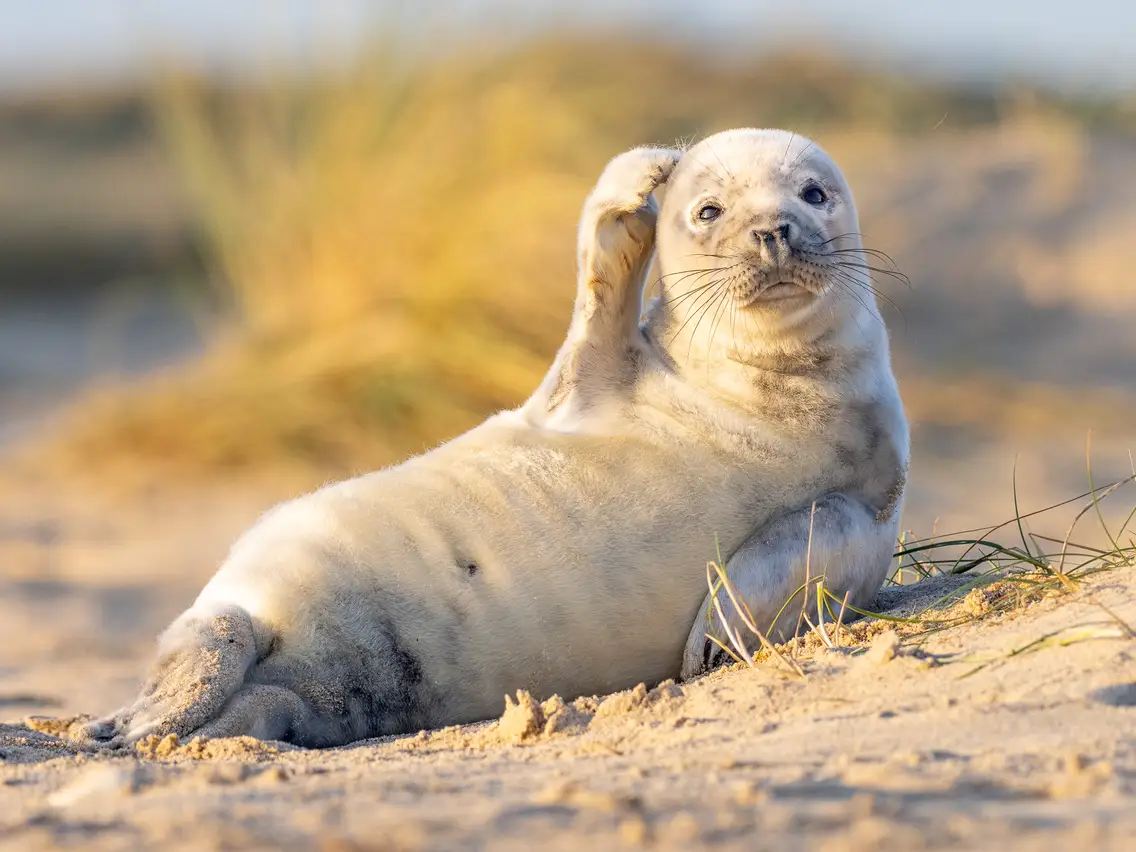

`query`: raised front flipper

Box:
[526,146,682,427]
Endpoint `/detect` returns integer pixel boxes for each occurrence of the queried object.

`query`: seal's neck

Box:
[642,276,884,394]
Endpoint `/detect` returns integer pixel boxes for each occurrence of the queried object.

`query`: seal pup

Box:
[73,129,907,748]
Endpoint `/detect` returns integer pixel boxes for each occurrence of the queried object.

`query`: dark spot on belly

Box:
[390,636,424,687]
[466,562,478,576]
[342,625,428,738]
[835,442,857,468]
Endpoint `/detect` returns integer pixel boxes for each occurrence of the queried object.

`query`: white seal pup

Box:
[74,129,907,748]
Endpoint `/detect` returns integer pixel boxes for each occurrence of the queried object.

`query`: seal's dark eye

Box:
[802,185,827,206]
[696,203,723,222]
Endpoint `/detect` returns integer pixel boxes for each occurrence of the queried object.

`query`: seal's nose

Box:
[751,223,793,249]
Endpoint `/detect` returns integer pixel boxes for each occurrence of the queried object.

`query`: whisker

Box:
[656,263,746,315]
[686,289,728,366]
[651,269,725,304]
[787,140,816,175]
[728,296,738,360]
[662,281,719,310]
[781,131,797,167]
[815,232,865,247]
[826,264,900,305]
[655,265,734,282]
[798,246,911,291]
[704,283,733,379]
[825,266,908,328]
[825,247,902,267]
[831,261,911,290]
[826,274,884,328]
[705,142,735,181]
[657,266,736,306]
[667,279,726,344]
[683,152,727,185]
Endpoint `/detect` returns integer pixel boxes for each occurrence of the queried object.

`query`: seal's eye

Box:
[696,203,723,222]
[801,185,827,206]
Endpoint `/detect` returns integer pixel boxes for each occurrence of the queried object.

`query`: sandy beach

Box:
[1,478,1133,852]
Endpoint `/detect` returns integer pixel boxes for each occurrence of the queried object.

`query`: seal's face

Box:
[657,129,862,331]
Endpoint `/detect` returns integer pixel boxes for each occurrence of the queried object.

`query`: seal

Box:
[73,129,908,749]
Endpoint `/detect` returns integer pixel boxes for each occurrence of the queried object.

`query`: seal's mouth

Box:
[724,251,831,309]
[731,269,816,308]
[755,281,808,302]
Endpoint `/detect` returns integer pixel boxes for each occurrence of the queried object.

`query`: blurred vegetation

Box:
[23,36,1136,484]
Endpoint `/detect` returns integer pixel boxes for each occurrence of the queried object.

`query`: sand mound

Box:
[0,722,80,764]
[23,714,93,742]
[132,733,292,761]
[496,680,685,741]
[395,680,686,755]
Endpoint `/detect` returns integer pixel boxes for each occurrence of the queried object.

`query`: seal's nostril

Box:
[752,224,793,248]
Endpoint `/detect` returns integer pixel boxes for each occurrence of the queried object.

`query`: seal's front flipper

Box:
[71,605,261,749]
[526,147,682,426]
[680,494,897,680]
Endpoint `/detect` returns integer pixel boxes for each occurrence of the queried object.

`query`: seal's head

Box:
[653,129,874,344]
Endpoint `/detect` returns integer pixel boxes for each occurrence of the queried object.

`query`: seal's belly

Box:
[401,446,740,714]
[200,416,792,726]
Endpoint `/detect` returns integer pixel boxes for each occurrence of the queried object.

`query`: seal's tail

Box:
[72,604,262,749]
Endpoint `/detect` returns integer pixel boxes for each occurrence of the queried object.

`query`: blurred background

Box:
[3,0,1136,534]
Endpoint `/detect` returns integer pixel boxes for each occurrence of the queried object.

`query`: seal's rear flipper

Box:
[72,604,262,749]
